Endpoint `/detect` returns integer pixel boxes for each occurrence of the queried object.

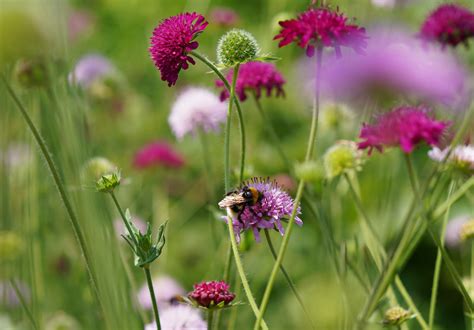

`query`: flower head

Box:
[217,29,259,67]
[145,305,207,330]
[149,13,208,86]
[358,106,450,154]
[383,306,413,326]
[210,7,239,27]
[133,141,185,169]
[274,7,367,57]
[169,87,227,139]
[420,4,474,48]
[216,62,285,101]
[188,280,235,309]
[428,145,474,175]
[460,219,474,242]
[219,177,302,242]
[96,171,121,193]
[138,275,185,311]
[69,54,116,88]
[323,140,364,179]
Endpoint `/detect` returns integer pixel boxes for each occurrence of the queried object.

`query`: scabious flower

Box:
[210,7,239,27]
[274,6,367,57]
[188,280,235,309]
[445,215,471,248]
[429,145,474,175]
[216,62,285,101]
[149,13,208,86]
[138,275,185,311]
[323,140,364,179]
[420,4,474,48]
[69,54,116,88]
[219,177,302,242]
[168,87,227,139]
[216,29,259,67]
[133,141,185,169]
[145,305,207,330]
[358,106,450,154]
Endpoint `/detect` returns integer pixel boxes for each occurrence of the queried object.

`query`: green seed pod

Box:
[96,171,121,193]
[217,29,259,67]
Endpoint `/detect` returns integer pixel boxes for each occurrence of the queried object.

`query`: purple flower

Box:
[210,7,239,27]
[145,305,206,330]
[69,54,116,88]
[188,280,235,308]
[133,141,185,169]
[421,4,474,48]
[137,275,185,311]
[319,28,469,108]
[149,13,208,86]
[216,62,285,101]
[220,177,302,242]
[358,106,450,154]
[274,7,367,57]
[168,87,227,139]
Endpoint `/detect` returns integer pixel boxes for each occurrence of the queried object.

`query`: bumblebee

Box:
[218,186,263,222]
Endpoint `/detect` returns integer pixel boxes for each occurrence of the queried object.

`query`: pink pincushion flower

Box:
[358,106,450,154]
[421,4,474,48]
[216,62,285,101]
[149,13,208,86]
[133,141,185,169]
[274,7,367,57]
[188,281,235,308]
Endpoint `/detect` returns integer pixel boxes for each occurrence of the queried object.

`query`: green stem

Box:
[2,76,104,316]
[429,182,455,329]
[432,176,474,219]
[264,230,315,329]
[226,212,269,330]
[208,309,215,330]
[254,46,322,330]
[110,191,140,249]
[215,242,233,330]
[145,266,161,330]
[10,279,38,330]
[227,275,241,330]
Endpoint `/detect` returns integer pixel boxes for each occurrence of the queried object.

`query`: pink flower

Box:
[216,62,285,101]
[358,106,450,154]
[421,4,474,48]
[210,7,239,27]
[188,280,235,308]
[274,7,367,57]
[133,141,185,169]
[149,13,208,86]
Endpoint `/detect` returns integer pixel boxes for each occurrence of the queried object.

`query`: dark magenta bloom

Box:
[149,13,208,86]
[133,141,185,169]
[358,106,450,154]
[421,4,474,48]
[188,281,235,308]
[274,7,367,57]
[216,62,285,101]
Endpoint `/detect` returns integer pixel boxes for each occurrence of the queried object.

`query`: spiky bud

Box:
[383,306,412,327]
[217,29,259,67]
[96,171,121,193]
[323,140,364,179]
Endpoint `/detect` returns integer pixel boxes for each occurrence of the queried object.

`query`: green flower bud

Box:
[217,29,259,67]
[383,306,413,327]
[323,140,364,179]
[460,219,474,242]
[0,231,24,262]
[96,171,121,193]
[14,58,49,88]
[294,160,325,184]
[82,157,117,182]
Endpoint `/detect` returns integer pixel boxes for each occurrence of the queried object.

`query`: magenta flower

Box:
[358,106,450,154]
[149,13,208,86]
[274,7,367,57]
[210,7,239,27]
[420,4,474,48]
[216,62,285,101]
[188,280,235,308]
[133,141,185,169]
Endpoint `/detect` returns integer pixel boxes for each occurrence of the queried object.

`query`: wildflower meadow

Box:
[2,0,474,329]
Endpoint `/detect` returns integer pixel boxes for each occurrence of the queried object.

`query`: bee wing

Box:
[218,194,246,209]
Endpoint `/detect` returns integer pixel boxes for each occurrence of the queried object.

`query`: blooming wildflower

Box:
[460,219,474,242]
[114,215,147,238]
[445,215,471,248]
[216,62,285,101]
[69,54,116,88]
[217,29,259,67]
[323,140,364,179]
[219,177,302,242]
[133,141,185,169]
[420,4,474,48]
[0,280,30,308]
[428,145,474,175]
[358,106,450,154]
[188,280,235,308]
[138,275,185,311]
[274,7,367,57]
[149,13,208,86]
[210,7,239,27]
[168,87,227,139]
[383,306,413,326]
[145,305,207,330]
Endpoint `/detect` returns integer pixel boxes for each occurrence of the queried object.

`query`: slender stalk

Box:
[215,241,233,329]
[10,279,38,330]
[224,64,240,191]
[264,230,315,329]
[110,192,139,248]
[2,76,104,315]
[227,275,241,330]
[208,309,215,330]
[429,182,455,328]
[145,266,161,330]
[254,46,323,330]
[432,177,474,219]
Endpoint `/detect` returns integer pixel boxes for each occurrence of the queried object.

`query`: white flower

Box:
[168,87,227,139]
[69,54,116,88]
[144,305,207,330]
[137,276,185,311]
[428,145,474,173]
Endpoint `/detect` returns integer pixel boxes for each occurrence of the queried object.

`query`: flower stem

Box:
[208,309,215,330]
[10,279,38,330]
[2,75,104,316]
[254,46,323,330]
[145,265,161,330]
[224,64,240,191]
[264,230,315,329]
[109,191,139,248]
